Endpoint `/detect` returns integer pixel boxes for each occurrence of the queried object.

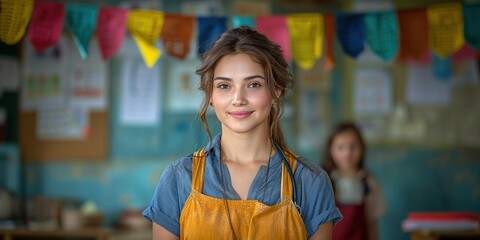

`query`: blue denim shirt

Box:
[143,134,342,237]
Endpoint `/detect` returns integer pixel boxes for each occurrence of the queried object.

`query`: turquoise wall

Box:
[1,1,479,240]
[367,147,480,240]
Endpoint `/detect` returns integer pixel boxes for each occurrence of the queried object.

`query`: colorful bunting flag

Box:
[127,10,164,68]
[256,16,291,63]
[232,16,255,29]
[96,7,128,60]
[433,54,452,81]
[324,14,336,70]
[463,3,480,50]
[287,13,323,70]
[336,13,365,58]
[364,11,399,61]
[397,9,429,61]
[161,14,195,60]
[0,0,34,45]
[66,4,98,60]
[427,3,464,58]
[28,1,64,52]
[197,17,227,55]
[452,44,476,63]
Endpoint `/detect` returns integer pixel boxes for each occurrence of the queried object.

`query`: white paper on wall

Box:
[406,63,451,106]
[120,58,161,126]
[354,69,392,115]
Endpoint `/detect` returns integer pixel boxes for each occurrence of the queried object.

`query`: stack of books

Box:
[402,212,480,232]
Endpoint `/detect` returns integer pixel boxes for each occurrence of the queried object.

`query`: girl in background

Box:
[321,122,386,240]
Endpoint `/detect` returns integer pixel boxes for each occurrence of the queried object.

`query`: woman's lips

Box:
[229,111,253,119]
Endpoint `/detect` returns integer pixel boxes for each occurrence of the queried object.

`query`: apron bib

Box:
[179,149,308,240]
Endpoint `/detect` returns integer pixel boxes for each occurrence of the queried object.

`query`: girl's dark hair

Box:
[321,122,366,176]
[196,26,293,150]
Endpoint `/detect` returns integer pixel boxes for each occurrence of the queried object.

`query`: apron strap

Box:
[280,150,298,203]
[191,149,206,192]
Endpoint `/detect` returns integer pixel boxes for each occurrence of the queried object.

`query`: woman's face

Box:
[211,53,273,136]
[330,130,363,173]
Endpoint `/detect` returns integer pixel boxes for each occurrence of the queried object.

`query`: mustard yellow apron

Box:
[179,149,308,239]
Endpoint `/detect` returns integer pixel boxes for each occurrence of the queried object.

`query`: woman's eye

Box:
[217,83,230,89]
[249,82,262,88]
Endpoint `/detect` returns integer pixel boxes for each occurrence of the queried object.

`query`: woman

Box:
[143,26,342,239]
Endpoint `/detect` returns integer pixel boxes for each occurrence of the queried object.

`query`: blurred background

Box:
[0,0,479,239]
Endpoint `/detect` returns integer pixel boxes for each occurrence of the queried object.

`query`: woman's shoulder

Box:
[294,156,330,183]
[165,152,195,176]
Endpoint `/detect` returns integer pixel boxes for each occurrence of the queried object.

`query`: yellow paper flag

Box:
[127,10,164,68]
[427,3,464,58]
[287,14,323,70]
[133,35,160,68]
[0,0,34,45]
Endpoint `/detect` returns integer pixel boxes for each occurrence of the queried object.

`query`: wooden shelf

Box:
[0,228,111,240]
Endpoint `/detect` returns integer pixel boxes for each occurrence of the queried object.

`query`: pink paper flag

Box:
[452,44,477,63]
[28,1,65,52]
[256,16,291,63]
[96,7,128,60]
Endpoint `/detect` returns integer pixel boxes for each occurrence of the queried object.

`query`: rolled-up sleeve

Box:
[142,165,181,237]
[300,168,343,237]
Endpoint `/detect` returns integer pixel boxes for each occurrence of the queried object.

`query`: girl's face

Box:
[330,130,363,173]
[211,53,274,136]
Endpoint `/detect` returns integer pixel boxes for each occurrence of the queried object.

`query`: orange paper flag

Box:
[397,9,429,61]
[161,14,194,60]
[324,14,336,70]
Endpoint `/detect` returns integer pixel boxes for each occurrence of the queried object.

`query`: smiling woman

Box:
[142,26,342,240]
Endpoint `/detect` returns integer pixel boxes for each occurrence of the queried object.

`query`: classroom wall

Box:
[1,1,479,240]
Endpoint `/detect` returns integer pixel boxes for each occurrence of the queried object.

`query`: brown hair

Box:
[196,26,293,150]
[321,122,366,176]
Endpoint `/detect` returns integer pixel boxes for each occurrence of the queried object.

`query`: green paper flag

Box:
[66,4,98,60]
[364,11,399,61]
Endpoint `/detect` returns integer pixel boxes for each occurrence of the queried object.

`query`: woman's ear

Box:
[275,89,281,98]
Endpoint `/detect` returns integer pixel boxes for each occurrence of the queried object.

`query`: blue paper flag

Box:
[197,17,227,55]
[463,3,480,50]
[66,4,98,60]
[232,16,255,29]
[364,11,399,61]
[433,54,452,81]
[336,13,365,58]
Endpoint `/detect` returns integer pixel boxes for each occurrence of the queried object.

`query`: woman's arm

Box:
[152,222,179,240]
[309,221,333,240]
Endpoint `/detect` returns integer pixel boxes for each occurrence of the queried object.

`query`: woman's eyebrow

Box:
[244,75,265,80]
[213,75,266,81]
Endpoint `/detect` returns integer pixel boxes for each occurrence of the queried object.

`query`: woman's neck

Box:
[220,131,272,165]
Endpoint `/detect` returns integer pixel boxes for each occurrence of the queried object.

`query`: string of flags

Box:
[1,0,479,80]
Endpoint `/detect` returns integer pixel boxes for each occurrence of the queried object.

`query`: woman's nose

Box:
[232,89,247,106]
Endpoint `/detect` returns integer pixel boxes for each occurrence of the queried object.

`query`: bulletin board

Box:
[19,111,108,162]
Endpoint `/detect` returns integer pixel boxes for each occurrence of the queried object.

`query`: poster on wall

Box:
[21,37,68,111]
[297,90,327,151]
[67,38,108,110]
[120,57,161,125]
[354,69,392,115]
[406,63,451,105]
[36,106,90,139]
[0,56,19,95]
[166,59,203,112]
